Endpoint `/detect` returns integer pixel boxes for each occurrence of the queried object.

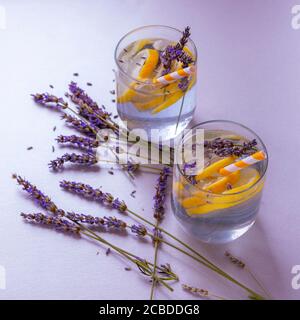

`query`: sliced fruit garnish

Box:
[203,171,240,193]
[151,75,196,114]
[117,49,159,104]
[117,83,138,104]
[138,49,159,79]
[186,169,262,215]
[181,196,206,209]
[186,202,233,215]
[195,156,235,181]
[223,168,260,194]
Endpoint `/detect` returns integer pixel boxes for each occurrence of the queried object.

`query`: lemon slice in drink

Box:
[151,74,196,114]
[196,156,235,181]
[186,168,261,215]
[117,49,159,104]
[203,171,240,193]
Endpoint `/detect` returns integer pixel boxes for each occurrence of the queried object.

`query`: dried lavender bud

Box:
[130,190,136,198]
[153,167,170,221]
[61,113,97,137]
[73,73,79,76]
[49,152,98,170]
[103,216,127,230]
[21,212,80,234]
[131,224,148,237]
[27,146,33,151]
[59,180,128,213]
[13,174,65,216]
[225,251,245,268]
[56,135,99,149]
[106,248,111,255]
[86,82,92,86]
[205,138,257,158]
[31,93,68,110]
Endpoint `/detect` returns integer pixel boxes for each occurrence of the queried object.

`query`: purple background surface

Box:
[0,0,299,299]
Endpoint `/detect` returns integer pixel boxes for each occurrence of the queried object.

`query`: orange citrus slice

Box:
[196,157,235,181]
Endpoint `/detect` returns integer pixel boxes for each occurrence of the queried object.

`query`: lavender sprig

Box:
[153,167,171,221]
[225,251,271,299]
[61,113,97,137]
[150,167,171,299]
[182,284,226,300]
[12,174,65,216]
[68,82,112,129]
[56,135,99,149]
[59,180,127,213]
[69,82,107,117]
[21,212,80,234]
[49,153,98,170]
[67,212,151,241]
[161,26,193,72]
[31,93,68,110]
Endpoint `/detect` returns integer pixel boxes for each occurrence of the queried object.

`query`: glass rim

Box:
[114,24,198,86]
[176,120,269,197]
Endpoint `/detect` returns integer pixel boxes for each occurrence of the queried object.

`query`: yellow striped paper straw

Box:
[153,65,196,85]
[219,151,266,176]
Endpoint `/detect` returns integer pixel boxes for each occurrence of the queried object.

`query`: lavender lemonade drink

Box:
[172,121,268,244]
[114,26,197,141]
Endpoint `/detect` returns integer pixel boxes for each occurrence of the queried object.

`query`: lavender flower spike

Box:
[153,167,171,221]
[66,212,105,225]
[68,82,111,129]
[61,113,97,137]
[69,82,106,116]
[21,212,80,234]
[12,174,65,216]
[56,135,99,149]
[59,180,128,213]
[31,93,68,110]
[49,152,98,170]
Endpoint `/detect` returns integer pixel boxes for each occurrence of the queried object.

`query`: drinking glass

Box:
[114,25,197,141]
[171,120,268,244]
